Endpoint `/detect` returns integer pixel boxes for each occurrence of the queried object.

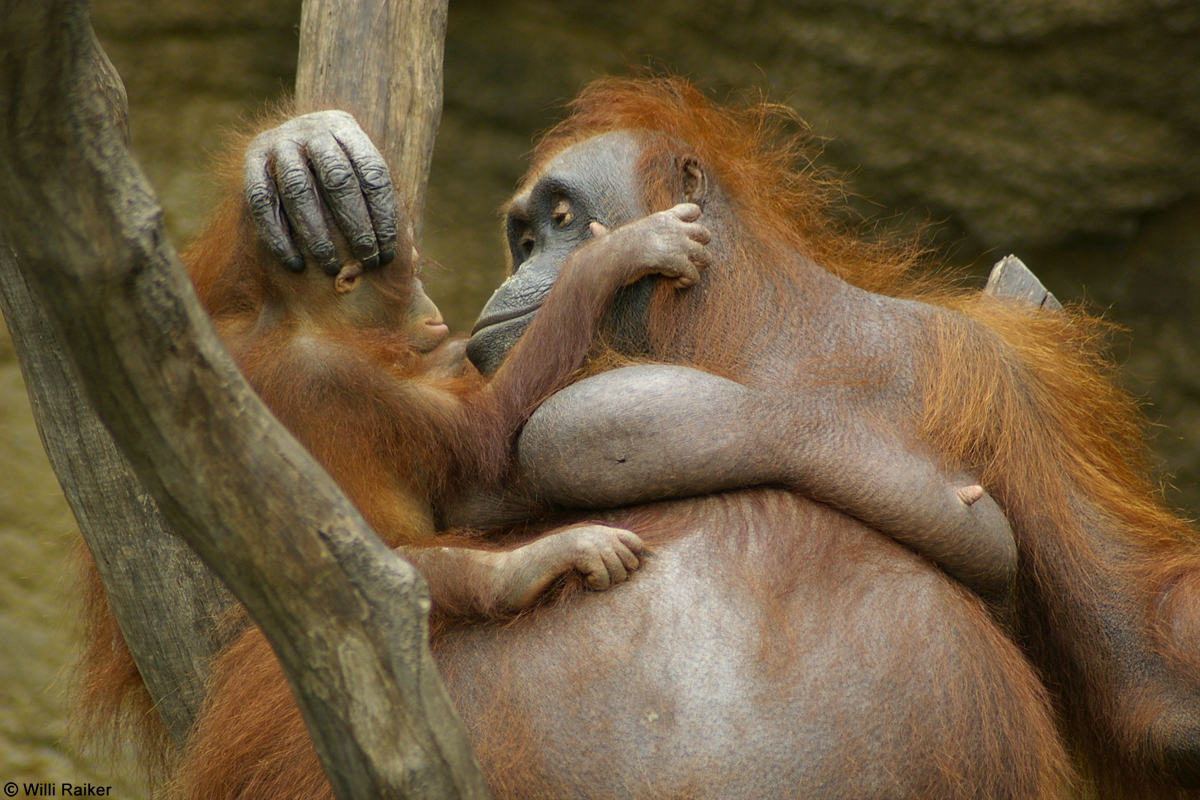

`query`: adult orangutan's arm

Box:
[517,365,1016,600]
[513,259,1058,599]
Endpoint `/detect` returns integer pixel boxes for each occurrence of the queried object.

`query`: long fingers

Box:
[244,134,304,271]
[334,121,399,268]
[243,110,401,273]
[271,139,340,275]
[306,130,378,268]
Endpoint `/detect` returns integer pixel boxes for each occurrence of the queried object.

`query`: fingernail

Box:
[322,259,341,276]
[379,248,395,266]
[957,485,985,506]
[362,252,380,270]
[284,255,305,273]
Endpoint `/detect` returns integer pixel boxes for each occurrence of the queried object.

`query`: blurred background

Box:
[2,0,1198,789]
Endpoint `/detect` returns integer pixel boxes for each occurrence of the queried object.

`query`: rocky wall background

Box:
[2,0,1198,789]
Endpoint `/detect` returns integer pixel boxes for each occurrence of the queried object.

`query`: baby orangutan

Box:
[185,165,711,617]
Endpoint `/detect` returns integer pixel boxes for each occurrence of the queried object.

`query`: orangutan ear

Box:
[681,156,707,204]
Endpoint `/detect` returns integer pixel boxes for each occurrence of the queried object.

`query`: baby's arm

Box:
[400,524,645,617]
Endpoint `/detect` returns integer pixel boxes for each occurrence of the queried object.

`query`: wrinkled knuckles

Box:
[357,164,393,192]
[277,167,315,200]
[244,185,277,215]
[317,164,357,194]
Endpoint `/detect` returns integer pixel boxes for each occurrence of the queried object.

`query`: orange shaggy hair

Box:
[528,77,1200,795]
[78,78,1200,799]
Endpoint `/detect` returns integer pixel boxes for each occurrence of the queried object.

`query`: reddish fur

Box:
[75,538,173,772]
[74,105,649,781]
[169,628,323,798]
[534,78,1200,796]
[432,491,1072,800]
[73,183,476,769]
[80,79,1200,799]
[174,83,1068,799]
[161,158,673,796]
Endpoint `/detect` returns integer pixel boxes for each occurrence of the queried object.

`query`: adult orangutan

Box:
[466,80,1200,797]
[95,78,1200,798]
[79,93,1017,786]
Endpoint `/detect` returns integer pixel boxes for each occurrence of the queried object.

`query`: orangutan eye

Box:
[518,228,536,257]
[550,196,573,228]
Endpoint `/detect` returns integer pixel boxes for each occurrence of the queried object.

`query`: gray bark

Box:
[0,236,234,746]
[297,0,448,238]
[0,1,488,797]
[0,7,232,748]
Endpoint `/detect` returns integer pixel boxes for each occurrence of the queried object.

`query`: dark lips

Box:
[470,303,542,335]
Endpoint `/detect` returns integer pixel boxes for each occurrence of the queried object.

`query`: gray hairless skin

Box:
[244,111,1015,600]
[244,111,399,274]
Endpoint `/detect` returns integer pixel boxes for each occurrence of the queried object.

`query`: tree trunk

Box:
[0,3,232,747]
[297,0,447,239]
[0,233,234,746]
[0,1,486,797]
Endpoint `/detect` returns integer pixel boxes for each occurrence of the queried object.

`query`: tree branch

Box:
[0,6,230,748]
[0,1,489,797]
[297,0,448,239]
